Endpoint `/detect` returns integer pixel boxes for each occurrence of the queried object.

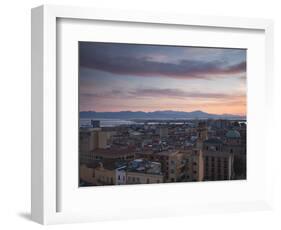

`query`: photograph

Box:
[26,3,278,226]
[78,42,247,187]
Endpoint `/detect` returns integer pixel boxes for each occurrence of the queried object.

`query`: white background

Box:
[0,0,280,229]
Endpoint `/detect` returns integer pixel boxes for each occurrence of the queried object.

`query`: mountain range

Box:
[80,110,246,120]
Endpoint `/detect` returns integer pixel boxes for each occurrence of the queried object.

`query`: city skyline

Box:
[79,42,246,116]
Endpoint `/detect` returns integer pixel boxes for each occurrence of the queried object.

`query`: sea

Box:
[80,118,195,128]
[80,118,136,128]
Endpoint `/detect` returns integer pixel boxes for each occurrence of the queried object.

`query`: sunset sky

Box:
[79,42,246,116]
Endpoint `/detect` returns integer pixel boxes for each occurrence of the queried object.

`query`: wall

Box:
[0,0,280,229]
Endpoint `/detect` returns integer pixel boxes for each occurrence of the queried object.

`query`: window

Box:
[224,162,228,168]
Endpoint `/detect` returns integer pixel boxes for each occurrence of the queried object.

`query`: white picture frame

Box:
[31,5,274,225]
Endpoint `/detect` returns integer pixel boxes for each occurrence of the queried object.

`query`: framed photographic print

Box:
[31,5,274,225]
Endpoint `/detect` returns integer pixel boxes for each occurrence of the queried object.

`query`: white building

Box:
[116,166,127,185]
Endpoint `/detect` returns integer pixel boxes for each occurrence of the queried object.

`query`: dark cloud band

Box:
[80,87,244,101]
[80,55,246,80]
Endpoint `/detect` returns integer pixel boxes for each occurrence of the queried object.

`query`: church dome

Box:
[226,130,241,138]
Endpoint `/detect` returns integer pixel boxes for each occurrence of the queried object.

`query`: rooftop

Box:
[226,129,241,138]
[127,159,162,175]
[204,138,223,145]
[140,150,180,157]
[93,146,136,157]
[81,159,128,170]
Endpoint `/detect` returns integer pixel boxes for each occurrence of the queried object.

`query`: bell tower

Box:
[196,121,208,148]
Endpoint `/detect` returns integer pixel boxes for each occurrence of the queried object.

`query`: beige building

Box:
[79,164,96,185]
[202,138,234,181]
[126,160,164,184]
[92,147,135,161]
[181,148,204,182]
[98,131,115,149]
[80,161,128,186]
[196,122,208,149]
[80,128,115,150]
[137,150,186,182]
[225,129,246,179]
[79,128,117,163]
[126,171,164,184]
[80,128,100,152]
[94,162,117,186]
[79,128,100,163]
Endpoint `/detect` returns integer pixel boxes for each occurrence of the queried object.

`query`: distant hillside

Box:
[80,110,245,120]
